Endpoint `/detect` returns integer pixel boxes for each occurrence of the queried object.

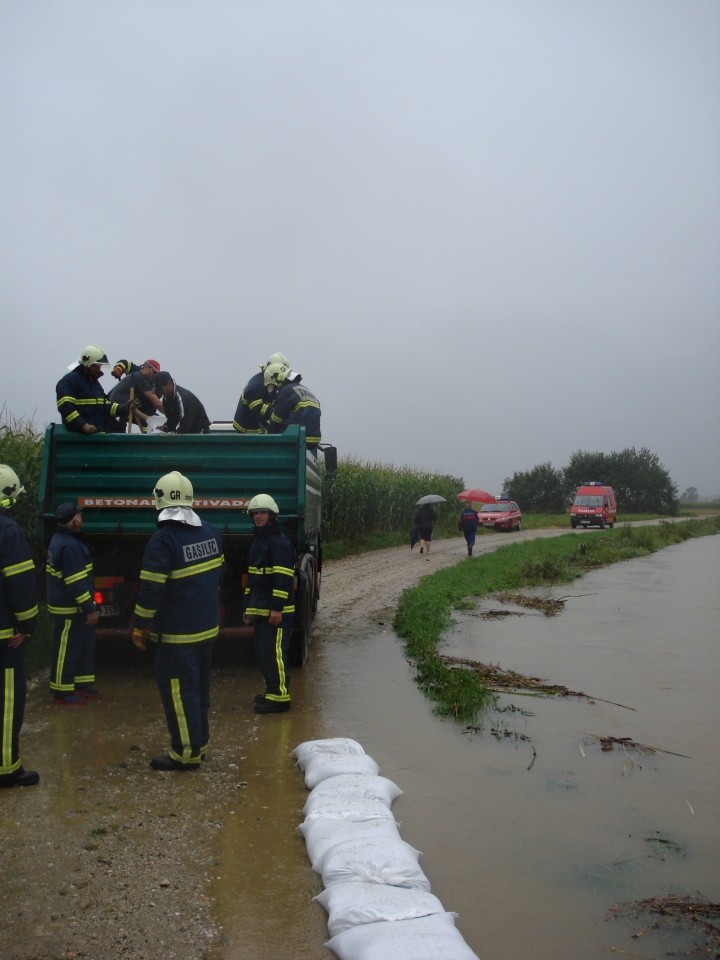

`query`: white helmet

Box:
[264,352,290,369]
[153,471,194,510]
[79,344,110,367]
[0,464,24,505]
[247,493,279,515]
[263,361,290,389]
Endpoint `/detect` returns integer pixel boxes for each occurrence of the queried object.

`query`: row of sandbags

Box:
[293,737,481,960]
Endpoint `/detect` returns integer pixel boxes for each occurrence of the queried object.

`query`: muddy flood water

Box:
[6,533,719,959]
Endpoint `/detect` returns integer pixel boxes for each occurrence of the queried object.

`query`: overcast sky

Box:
[2,1,719,497]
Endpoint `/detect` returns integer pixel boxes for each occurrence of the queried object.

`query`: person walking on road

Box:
[153,372,211,434]
[243,494,295,714]
[414,502,437,560]
[0,465,40,788]
[46,502,99,704]
[458,504,480,556]
[132,472,224,771]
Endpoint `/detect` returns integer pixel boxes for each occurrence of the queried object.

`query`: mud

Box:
[1,527,718,960]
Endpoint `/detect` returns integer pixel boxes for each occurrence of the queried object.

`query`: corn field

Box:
[321,455,464,541]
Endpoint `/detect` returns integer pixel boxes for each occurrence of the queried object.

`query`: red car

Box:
[477,498,522,532]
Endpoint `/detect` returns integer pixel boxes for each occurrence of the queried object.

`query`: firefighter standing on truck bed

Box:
[132,471,224,771]
[56,344,135,434]
[232,352,291,434]
[262,362,321,450]
[243,494,295,714]
[0,465,40,788]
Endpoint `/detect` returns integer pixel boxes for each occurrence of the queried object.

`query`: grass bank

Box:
[393,517,720,725]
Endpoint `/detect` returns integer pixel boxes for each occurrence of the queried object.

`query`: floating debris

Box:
[607,892,720,958]
[585,734,691,759]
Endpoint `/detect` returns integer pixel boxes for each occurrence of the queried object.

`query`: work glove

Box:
[132,627,149,652]
[81,423,98,435]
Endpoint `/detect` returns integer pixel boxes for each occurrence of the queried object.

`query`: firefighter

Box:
[46,502,99,704]
[132,472,224,771]
[152,372,211,434]
[56,344,136,434]
[243,494,295,714]
[232,352,290,435]
[262,362,321,449]
[0,465,40,787]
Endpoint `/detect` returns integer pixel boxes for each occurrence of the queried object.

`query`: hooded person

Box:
[0,465,40,787]
[132,472,225,770]
[242,494,296,713]
[55,344,136,435]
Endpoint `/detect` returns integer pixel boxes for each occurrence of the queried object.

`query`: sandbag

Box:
[319,835,430,891]
[301,752,380,790]
[315,880,446,937]
[303,796,398,824]
[325,912,481,960]
[304,774,402,816]
[293,738,366,769]
[301,816,402,873]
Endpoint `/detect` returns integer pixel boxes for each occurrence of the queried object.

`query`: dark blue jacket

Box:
[160,385,211,434]
[266,377,321,448]
[56,365,123,432]
[244,523,295,618]
[46,529,96,617]
[0,509,39,642]
[134,519,224,644]
[458,507,480,534]
[233,371,271,434]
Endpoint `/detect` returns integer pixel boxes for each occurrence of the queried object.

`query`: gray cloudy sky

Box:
[2,1,719,497]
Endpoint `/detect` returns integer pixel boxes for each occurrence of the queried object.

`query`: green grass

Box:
[393,517,720,725]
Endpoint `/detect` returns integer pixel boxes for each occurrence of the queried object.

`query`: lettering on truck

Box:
[79,497,250,508]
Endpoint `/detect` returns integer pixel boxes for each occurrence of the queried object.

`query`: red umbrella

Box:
[457,489,496,505]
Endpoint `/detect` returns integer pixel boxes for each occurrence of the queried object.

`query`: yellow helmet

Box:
[0,464,24,506]
[79,344,110,367]
[153,471,194,510]
[263,361,290,389]
[262,352,290,370]
[247,493,279,515]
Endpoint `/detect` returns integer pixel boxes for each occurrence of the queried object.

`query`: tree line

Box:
[503,447,678,515]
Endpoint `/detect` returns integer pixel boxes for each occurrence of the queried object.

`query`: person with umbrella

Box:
[458,503,480,556]
[414,495,444,560]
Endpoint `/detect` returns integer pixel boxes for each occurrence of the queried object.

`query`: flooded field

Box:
[3,532,719,959]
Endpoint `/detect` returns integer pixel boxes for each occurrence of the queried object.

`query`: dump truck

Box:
[37,423,336,666]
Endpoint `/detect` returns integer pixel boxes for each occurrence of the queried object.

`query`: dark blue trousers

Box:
[49,616,96,695]
[0,642,27,778]
[155,640,213,765]
[252,615,293,703]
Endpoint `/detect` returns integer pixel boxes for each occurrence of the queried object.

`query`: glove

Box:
[81,423,98,435]
[132,627,148,652]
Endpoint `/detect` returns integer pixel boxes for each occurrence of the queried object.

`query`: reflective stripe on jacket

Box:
[244,523,295,617]
[46,530,96,617]
[0,510,39,641]
[56,365,121,432]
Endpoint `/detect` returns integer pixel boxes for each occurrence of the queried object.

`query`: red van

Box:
[570,482,617,529]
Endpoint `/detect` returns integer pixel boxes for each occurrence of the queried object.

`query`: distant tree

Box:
[565,447,678,515]
[503,462,565,513]
[680,486,699,503]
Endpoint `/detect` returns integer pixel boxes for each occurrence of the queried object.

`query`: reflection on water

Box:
[209,534,720,960]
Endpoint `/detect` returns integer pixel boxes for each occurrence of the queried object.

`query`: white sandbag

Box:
[301,816,402,872]
[315,880,446,937]
[293,738,366,769]
[301,752,380,789]
[326,912,481,960]
[304,774,402,816]
[303,796,398,824]
[319,835,430,891]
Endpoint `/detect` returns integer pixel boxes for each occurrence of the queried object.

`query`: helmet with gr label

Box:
[79,345,110,367]
[153,471,194,510]
[0,464,24,506]
[247,493,279,515]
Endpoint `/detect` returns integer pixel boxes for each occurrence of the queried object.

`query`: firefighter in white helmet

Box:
[232,352,291,435]
[0,465,40,787]
[243,493,295,713]
[262,363,321,449]
[132,472,225,770]
[55,344,136,434]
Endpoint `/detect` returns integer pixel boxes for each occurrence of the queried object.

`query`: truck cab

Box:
[570,482,617,529]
